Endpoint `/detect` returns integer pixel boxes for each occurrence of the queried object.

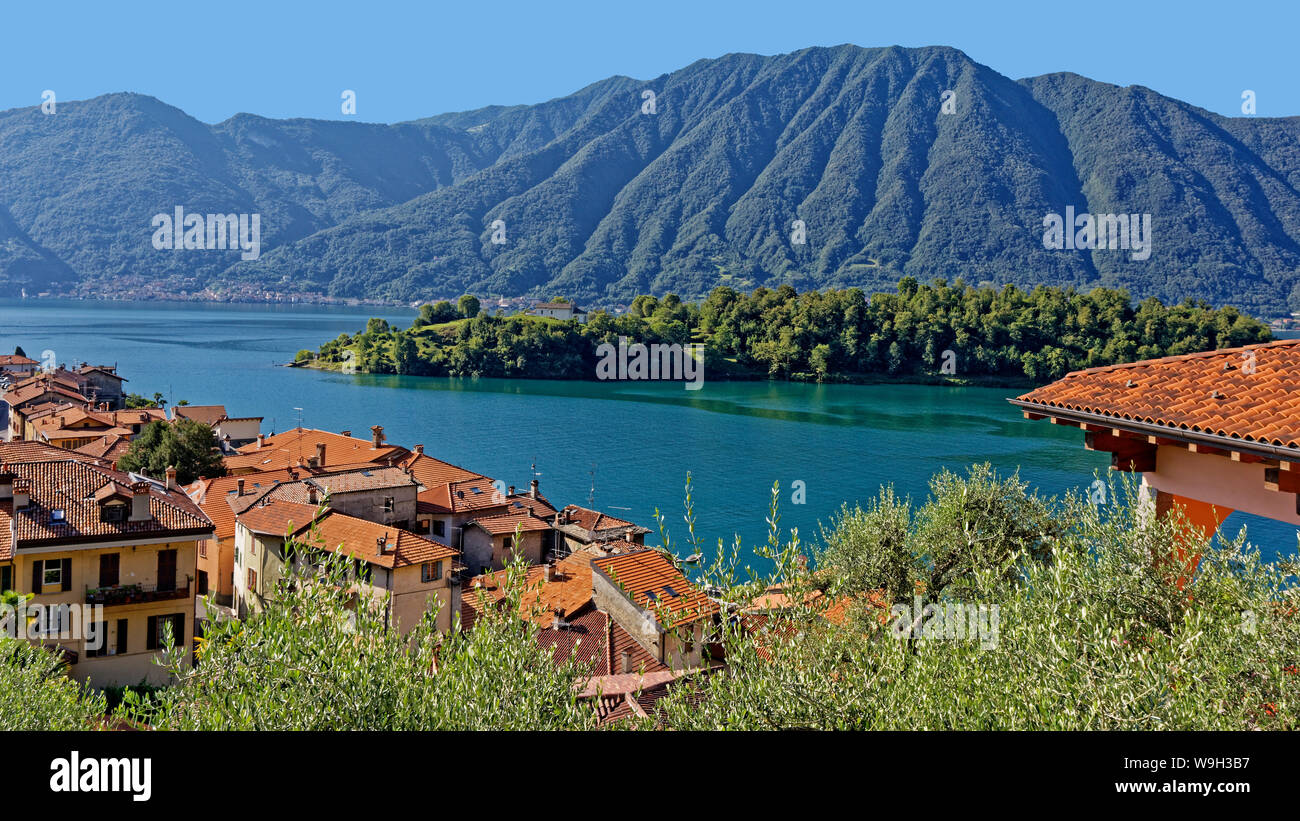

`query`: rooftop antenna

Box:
[588,463,596,508]
[293,407,305,467]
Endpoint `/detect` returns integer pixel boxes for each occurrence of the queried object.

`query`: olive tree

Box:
[120,526,597,730]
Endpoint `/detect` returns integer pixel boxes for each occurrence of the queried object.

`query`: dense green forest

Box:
[6,45,1300,312]
[308,279,1271,385]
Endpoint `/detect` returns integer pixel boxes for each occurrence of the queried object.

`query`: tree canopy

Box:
[117,419,226,484]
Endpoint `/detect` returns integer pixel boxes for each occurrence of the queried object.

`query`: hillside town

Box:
[0,354,731,725]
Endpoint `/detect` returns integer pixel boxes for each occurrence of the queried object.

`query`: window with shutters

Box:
[43,563,62,587]
[85,620,109,658]
[247,568,257,592]
[421,561,443,583]
[147,613,185,650]
[117,618,128,655]
[0,564,10,592]
[99,553,120,588]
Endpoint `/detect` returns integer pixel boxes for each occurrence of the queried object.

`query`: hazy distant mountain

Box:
[2,45,1299,313]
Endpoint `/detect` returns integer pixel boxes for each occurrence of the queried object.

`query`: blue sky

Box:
[1,0,1294,123]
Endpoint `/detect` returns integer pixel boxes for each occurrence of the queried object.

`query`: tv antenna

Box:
[294,407,305,466]
[588,463,596,508]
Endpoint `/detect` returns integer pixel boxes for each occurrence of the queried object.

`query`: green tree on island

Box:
[458,294,481,318]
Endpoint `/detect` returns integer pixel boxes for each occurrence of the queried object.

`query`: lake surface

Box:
[2,298,1294,566]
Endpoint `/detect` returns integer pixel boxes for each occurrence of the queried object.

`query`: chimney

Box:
[129,481,151,521]
[370,425,385,448]
[165,465,177,491]
[340,429,351,437]
[0,473,13,500]
[377,533,391,554]
[507,485,515,497]
[620,650,632,674]
[256,433,266,449]
[308,483,319,505]
[413,444,424,456]
[316,442,326,466]
[12,478,30,510]
[307,455,319,469]
[543,563,555,582]
[236,478,245,496]
[529,479,538,500]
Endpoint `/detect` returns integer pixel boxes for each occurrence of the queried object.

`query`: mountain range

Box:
[3,44,1299,315]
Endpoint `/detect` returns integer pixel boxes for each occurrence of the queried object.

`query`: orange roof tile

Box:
[465,511,552,537]
[235,502,456,569]
[592,549,719,628]
[559,505,645,534]
[463,553,596,626]
[0,459,213,548]
[1013,339,1300,453]
[171,405,229,426]
[225,428,407,473]
[0,500,11,560]
[398,449,484,488]
[0,441,109,466]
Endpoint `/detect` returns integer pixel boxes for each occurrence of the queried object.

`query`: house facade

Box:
[232,500,461,633]
[0,457,212,687]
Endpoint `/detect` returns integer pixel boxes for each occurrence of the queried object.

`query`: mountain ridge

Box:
[2,44,1298,314]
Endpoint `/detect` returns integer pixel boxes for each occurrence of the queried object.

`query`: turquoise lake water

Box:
[2,298,1294,566]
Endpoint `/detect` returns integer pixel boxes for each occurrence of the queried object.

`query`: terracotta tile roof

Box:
[463,553,598,626]
[303,466,418,495]
[0,459,213,548]
[226,428,407,473]
[579,669,681,699]
[1013,339,1300,453]
[74,434,132,463]
[236,500,321,537]
[112,409,167,427]
[2,381,90,408]
[235,501,456,569]
[538,606,667,676]
[466,511,552,537]
[171,405,228,426]
[184,468,302,541]
[0,354,38,366]
[559,505,641,533]
[0,441,108,466]
[592,549,719,628]
[398,449,484,488]
[0,500,11,560]
[423,476,510,513]
[459,574,667,677]
[508,494,556,518]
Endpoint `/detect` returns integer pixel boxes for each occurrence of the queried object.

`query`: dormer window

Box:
[101,504,127,523]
